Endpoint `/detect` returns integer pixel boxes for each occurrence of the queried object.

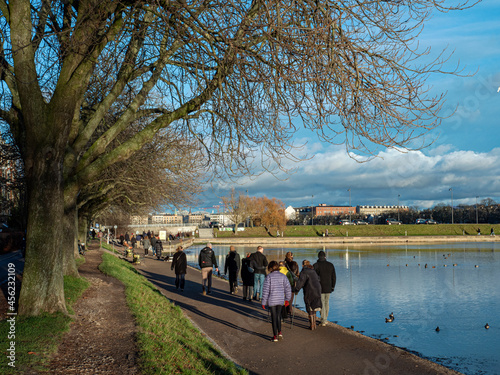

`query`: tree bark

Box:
[61,199,79,277]
[18,149,67,315]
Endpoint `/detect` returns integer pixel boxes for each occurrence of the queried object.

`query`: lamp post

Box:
[311,194,314,225]
[348,188,351,223]
[476,196,479,224]
[449,188,454,224]
[397,194,400,221]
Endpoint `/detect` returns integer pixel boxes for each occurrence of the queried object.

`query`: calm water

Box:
[185,242,500,375]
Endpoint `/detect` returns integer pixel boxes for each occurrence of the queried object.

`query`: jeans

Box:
[254,273,265,298]
[320,293,331,322]
[175,273,185,290]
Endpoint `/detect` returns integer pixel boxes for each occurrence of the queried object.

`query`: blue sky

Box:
[196,1,500,213]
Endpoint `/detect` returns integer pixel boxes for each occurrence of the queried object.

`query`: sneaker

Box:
[271,336,278,342]
[207,290,212,295]
[321,321,327,326]
[278,332,283,340]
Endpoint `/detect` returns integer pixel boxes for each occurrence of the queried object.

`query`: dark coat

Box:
[225,251,241,274]
[198,246,217,268]
[250,251,268,274]
[241,257,254,286]
[154,239,163,253]
[295,267,322,311]
[171,251,187,274]
[313,256,336,293]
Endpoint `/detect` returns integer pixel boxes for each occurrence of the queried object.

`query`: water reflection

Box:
[185,242,499,375]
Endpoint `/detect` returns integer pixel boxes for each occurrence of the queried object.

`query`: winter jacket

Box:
[250,251,268,275]
[225,251,241,274]
[261,271,292,307]
[295,267,322,309]
[171,251,187,274]
[241,257,255,286]
[143,237,151,250]
[154,239,163,253]
[198,246,217,269]
[279,266,294,287]
[313,256,336,293]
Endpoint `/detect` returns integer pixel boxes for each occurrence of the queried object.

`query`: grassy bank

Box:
[98,251,245,375]
[215,224,500,238]
[0,271,89,373]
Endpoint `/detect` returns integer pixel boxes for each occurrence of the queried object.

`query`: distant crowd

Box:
[170,242,337,342]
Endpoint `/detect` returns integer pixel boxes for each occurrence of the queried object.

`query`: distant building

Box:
[357,205,408,216]
[187,213,205,224]
[315,203,355,216]
[150,214,183,224]
[130,215,149,225]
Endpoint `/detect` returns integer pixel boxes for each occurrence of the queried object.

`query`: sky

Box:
[194,1,500,213]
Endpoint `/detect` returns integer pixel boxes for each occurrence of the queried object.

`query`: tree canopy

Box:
[0,0,471,315]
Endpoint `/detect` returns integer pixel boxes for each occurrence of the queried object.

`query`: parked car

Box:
[425,219,438,224]
[415,218,426,224]
[386,218,402,225]
[338,219,355,225]
[353,220,368,225]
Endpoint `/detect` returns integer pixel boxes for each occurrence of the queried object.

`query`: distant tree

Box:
[254,197,286,235]
[222,189,251,232]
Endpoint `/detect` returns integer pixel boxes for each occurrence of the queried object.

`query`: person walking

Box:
[154,235,163,260]
[224,246,241,295]
[171,245,187,291]
[198,242,218,295]
[295,260,322,330]
[284,252,299,314]
[250,246,268,301]
[261,261,292,342]
[143,235,151,256]
[241,252,254,301]
[150,234,156,257]
[313,251,336,326]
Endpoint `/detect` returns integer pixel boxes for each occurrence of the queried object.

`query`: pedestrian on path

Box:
[198,242,218,295]
[154,235,163,260]
[279,261,294,318]
[241,252,254,301]
[224,246,241,295]
[171,245,187,291]
[295,260,322,330]
[284,252,299,314]
[313,251,336,326]
[143,235,150,256]
[250,246,268,301]
[261,261,292,342]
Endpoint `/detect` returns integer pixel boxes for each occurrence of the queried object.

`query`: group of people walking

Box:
[168,242,337,342]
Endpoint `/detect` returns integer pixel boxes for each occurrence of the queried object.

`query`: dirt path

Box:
[48,247,139,374]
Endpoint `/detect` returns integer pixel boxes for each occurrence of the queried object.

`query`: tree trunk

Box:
[18,150,67,316]
[61,199,79,277]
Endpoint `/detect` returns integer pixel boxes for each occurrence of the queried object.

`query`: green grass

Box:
[214,224,500,238]
[98,252,246,375]
[0,273,90,374]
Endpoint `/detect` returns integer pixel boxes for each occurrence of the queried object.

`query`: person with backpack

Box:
[198,242,218,295]
[224,246,241,295]
[171,245,187,291]
[250,246,268,301]
[313,251,336,326]
[261,261,292,342]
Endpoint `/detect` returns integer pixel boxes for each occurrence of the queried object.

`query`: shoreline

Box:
[196,235,500,246]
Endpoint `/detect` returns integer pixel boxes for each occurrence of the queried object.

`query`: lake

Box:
[185,242,499,375]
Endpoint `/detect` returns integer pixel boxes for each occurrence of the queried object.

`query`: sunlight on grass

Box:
[99,253,246,375]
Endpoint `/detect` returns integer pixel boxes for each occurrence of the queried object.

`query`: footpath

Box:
[136,253,462,375]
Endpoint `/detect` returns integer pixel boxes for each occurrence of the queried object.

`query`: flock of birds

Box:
[384,312,491,331]
[385,253,481,268]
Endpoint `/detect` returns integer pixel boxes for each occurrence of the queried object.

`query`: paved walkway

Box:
[136,254,461,375]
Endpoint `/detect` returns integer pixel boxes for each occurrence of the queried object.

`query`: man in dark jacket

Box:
[198,242,218,295]
[224,246,241,295]
[295,260,322,330]
[154,235,163,260]
[313,251,336,326]
[250,246,268,301]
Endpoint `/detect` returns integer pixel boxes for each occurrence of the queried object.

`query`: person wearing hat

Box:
[198,242,218,295]
[313,251,336,326]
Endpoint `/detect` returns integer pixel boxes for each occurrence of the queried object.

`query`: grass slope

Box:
[98,251,246,375]
[215,224,500,238]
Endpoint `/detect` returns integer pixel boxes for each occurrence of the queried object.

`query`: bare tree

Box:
[221,188,251,232]
[0,0,471,315]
